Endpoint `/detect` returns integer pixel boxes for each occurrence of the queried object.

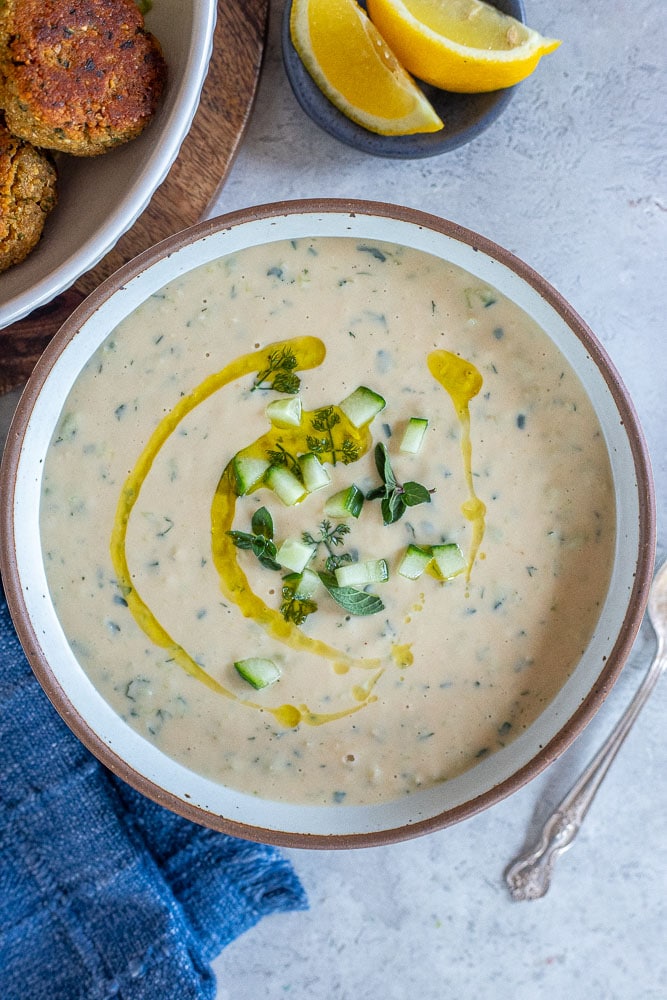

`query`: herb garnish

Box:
[301,521,384,616]
[302,520,353,572]
[266,442,302,479]
[280,582,318,625]
[307,407,359,465]
[230,511,385,622]
[366,443,434,525]
[227,507,281,570]
[251,347,300,394]
[317,570,385,616]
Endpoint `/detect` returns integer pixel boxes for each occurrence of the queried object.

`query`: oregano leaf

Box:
[227,530,254,550]
[251,506,274,539]
[318,571,385,616]
[402,482,433,507]
[367,442,433,525]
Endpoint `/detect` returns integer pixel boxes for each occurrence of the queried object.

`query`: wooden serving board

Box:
[0,0,269,395]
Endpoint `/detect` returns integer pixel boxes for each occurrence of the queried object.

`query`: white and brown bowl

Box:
[0,200,656,847]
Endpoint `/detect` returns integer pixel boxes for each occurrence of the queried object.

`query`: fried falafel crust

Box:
[0,0,167,156]
[0,119,57,271]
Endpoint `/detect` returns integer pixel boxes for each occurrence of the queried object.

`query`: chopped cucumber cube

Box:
[431,543,466,580]
[265,396,302,428]
[335,558,389,588]
[400,417,429,454]
[232,455,270,495]
[265,465,307,506]
[277,537,316,573]
[338,386,386,428]
[299,452,331,493]
[283,568,321,600]
[398,544,432,580]
[323,484,364,519]
[234,657,281,690]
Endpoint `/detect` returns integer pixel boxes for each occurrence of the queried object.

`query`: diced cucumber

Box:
[335,558,389,588]
[232,455,270,495]
[234,657,281,690]
[338,386,386,428]
[276,537,316,573]
[323,484,364,519]
[431,542,466,580]
[299,452,331,493]
[265,465,307,506]
[282,568,321,600]
[400,417,429,454]
[265,396,302,428]
[398,544,432,580]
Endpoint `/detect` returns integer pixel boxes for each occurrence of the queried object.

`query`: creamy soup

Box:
[40,237,615,806]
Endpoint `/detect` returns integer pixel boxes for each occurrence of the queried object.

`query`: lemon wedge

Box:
[365,0,561,92]
[290,0,444,136]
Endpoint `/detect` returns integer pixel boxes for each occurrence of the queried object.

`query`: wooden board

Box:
[0,0,269,395]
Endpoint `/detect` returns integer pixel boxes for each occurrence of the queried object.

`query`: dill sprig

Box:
[306,407,359,466]
[280,584,318,626]
[251,347,300,394]
[302,519,353,572]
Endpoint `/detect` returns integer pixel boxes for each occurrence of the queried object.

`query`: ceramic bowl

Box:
[0,200,656,848]
[282,0,525,158]
[0,0,217,330]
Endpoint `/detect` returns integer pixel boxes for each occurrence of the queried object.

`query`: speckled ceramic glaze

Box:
[0,200,655,847]
[282,0,526,158]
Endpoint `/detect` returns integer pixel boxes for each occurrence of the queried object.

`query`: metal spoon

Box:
[504,559,666,901]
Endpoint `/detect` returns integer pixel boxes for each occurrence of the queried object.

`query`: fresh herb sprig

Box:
[366,443,434,525]
[301,521,384,616]
[317,571,384,616]
[302,519,353,572]
[307,407,359,465]
[227,507,281,570]
[266,442,302,479]
[251,347,300,394]
[280,584,318,626]
[230,512,385,623]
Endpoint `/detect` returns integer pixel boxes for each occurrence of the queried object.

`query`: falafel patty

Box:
[0,118,57,272]
[0,0,167,156]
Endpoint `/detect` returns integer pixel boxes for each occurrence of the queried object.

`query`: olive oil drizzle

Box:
[211,448,378,673]
[427,350,486,577]
[111,336,381,728]
[111,339,485,727]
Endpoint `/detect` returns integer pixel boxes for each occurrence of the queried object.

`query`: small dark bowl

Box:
[282,0,525,159]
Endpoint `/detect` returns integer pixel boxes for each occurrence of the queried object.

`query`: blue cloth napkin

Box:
[0,588,307,1000]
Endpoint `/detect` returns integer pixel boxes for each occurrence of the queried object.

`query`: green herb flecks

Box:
[307,407,359,466]
[366,443,434,525]
[251,347,300,394]
[227,507,281,570]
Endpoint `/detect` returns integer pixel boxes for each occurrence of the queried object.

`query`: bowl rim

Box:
[0,198,657,848]
[0,0,218,329]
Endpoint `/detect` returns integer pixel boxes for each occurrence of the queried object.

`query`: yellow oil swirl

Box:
[211,435,378,673]
[111,336,381,728]
[111,338,485,728]
[427,350,486,577]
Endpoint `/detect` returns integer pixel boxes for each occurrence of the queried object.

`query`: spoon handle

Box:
[504,633,666,901]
